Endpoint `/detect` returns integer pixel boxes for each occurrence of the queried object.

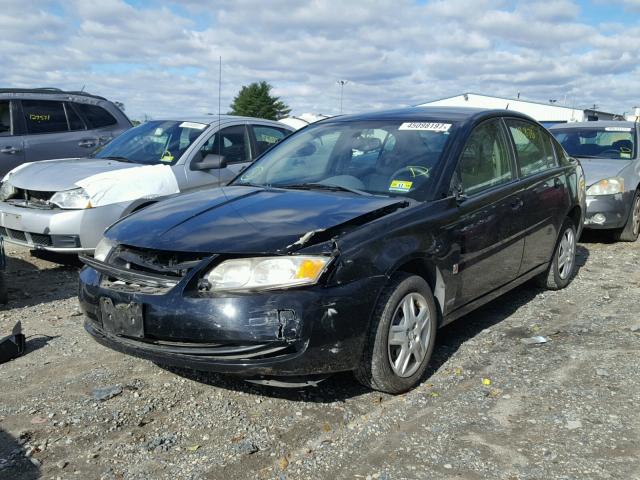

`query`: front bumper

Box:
[79,264,385,376]
[0,201,128,252]
[583,192,633,230]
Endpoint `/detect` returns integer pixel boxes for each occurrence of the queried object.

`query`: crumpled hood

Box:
[107,186,408,254]
[5,158,138,191]
[579,158,632,186]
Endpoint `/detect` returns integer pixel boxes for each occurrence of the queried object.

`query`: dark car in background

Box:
[79,107,585,393]
[0,88,132,176]
[550,121,640,241]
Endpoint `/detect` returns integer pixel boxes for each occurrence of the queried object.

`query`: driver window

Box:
[200,125,250,164]
[458,120,513,196]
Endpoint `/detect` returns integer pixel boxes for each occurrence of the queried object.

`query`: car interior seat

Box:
[0,107,10,133]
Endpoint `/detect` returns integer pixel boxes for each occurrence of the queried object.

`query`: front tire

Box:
[536,218,577,290]
[355,273,437,394]
[613,190,640,242]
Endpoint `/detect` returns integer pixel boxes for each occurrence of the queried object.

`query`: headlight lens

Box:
[205,256,331,291]
[0,181,17,201]
[50,187,92,209]
[586,177,624,196]
[93,237,117,262]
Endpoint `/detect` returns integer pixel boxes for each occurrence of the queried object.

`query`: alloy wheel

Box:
[632,196,640,236]
[387,292,431,378]
[557,227,576,280]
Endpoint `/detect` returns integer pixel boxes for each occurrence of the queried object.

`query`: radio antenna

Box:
[218,55,222,157]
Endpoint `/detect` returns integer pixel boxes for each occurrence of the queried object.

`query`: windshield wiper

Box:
[278,182,376,196]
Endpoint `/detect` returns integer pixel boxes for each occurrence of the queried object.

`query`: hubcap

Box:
[387,292,431,378]
[557,227,576,280]
[632,196,640,236]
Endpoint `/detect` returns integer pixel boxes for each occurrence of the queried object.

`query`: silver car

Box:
[550,121,640,241]
[0,116,292,254]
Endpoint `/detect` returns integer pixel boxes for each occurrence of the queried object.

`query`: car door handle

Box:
[78,139,97,148]
[510,197,524,210]
[0,146,21,155]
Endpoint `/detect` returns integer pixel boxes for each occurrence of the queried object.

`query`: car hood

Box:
[578,157,632,186]
[6,158,139,191]
[106,186,409,254]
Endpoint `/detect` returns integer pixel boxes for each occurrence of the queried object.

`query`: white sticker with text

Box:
[399,122,451,132]
[604,126,632,132]
[179,122,207,130]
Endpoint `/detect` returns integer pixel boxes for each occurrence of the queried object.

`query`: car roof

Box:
[549,120,637,130]
[151,115,293,128]
[0,87,108,101]
[321,106,533,124]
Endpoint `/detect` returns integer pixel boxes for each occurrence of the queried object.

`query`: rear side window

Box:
[64,103,85,131]
[199,125,251,164]
[459,119,513,195]
[22,100,69,134]
[253,125,289,155]
[0,101,11,136]
[506,119,557,176]
[76,103,117,129]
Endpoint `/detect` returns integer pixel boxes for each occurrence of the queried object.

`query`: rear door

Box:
[449,118,525,307]
[505,118,568,274]
[20,99,93,161]
[0,100,25,176]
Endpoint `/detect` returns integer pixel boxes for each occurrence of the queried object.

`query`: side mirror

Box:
[192,153,227,171]
[450,172,467,204]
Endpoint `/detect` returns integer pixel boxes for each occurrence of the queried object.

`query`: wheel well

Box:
[567,205,581,230]
[393,259,444,324]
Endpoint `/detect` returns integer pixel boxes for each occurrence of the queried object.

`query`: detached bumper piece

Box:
[0,321,26,364]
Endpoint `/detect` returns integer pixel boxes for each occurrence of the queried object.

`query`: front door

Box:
[0,100,25,177]
[448,118,525,308]
[185,124,252,191]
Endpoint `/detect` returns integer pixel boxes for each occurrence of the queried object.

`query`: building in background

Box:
[417,93,620,126]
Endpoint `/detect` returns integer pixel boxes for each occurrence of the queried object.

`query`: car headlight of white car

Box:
[49,187,92,209]
[586,177,624,196]
[0,181,17,201]
[205,256,331,292]
[93,237,117,262]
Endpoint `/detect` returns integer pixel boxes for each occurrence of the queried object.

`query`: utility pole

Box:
[337,80,348,114]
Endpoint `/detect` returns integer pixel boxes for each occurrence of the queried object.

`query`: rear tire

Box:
[536,218,577,290]
[612,190,640,242]
[354,273,437,394]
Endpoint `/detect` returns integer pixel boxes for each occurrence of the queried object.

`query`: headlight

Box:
[93,237,117,262]
[205,256,331,292]
[50,187,92,209]
[586,177,624,196]
[0,182,17,201]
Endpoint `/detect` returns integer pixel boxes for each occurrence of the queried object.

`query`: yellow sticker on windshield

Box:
[160,152,174,162]
[389,180,413,192]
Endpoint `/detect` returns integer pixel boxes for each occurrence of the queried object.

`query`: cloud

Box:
[1,0,639,119]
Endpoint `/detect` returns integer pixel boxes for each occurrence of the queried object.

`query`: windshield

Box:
[93,120,208,165]
[234,120,455,199]
[551,127,635,160]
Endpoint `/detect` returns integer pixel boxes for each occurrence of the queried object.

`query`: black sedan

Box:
[78,107,585,393]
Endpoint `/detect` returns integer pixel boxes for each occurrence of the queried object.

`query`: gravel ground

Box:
[0,232,639,480]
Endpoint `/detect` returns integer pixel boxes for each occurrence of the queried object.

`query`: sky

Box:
[2,0,640,120]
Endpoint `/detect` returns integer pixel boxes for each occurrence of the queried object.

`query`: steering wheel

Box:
[390,165,430,180]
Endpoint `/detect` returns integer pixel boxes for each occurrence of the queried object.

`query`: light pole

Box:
[337,80,348,114]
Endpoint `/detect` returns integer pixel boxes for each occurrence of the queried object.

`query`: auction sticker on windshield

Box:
[605,126,632,132]
[389,180,413,193]
[399,122,451,132]
[179,122,207,130]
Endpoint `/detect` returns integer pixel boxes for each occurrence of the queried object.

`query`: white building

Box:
[418,93,618,124]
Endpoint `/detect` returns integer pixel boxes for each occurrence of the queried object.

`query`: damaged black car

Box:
[78,107,585,393]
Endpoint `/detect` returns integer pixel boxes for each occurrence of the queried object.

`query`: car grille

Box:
[99,246,210,294]
[29,233,53,247]
[7,189,56,209]
[6,228,27,242]
[0,228,79,248]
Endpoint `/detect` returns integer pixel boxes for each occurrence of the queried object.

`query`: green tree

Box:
[229,81,291,120]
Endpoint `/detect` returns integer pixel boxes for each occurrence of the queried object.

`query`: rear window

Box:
[76,103,117,129]
[551,127,635,160]
[22,100,69,134]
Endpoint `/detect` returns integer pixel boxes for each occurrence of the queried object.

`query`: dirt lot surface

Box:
[1,233,639,480]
